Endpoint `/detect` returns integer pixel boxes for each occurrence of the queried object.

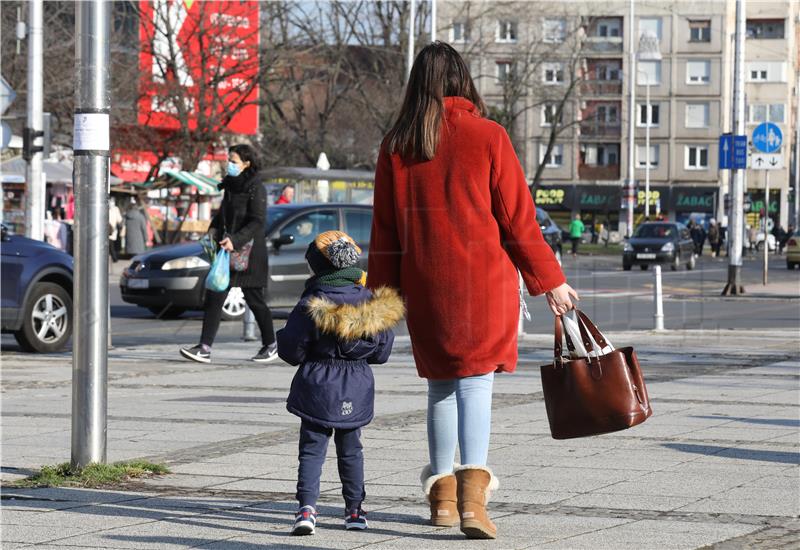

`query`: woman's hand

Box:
[219,237,234,252]
[546,283,579,316]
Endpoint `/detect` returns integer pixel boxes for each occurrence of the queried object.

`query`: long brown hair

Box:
[386,42,486,161]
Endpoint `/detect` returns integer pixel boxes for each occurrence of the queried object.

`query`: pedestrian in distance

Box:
[277,230,403,536]
[368,42,578,540]
[180,144,278,364]
[124,197,149,256]
[772,224,787,254]
[708,219,722,258]
[782,224,796,254]
[108,199,123,263]
[569,213,585,257]
[691,220,706,256]
[275,185,294,205]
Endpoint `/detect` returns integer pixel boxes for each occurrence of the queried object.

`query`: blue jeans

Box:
[427,373,494,475]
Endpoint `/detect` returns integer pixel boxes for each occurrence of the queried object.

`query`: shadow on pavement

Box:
[691,416,800,428]
[663,443,800,464]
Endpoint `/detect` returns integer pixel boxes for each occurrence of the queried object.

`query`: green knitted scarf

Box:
[306,266,364,288]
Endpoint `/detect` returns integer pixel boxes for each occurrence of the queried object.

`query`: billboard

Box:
[138,0,260,135]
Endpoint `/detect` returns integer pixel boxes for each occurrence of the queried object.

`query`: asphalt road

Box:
[3,252,798,353]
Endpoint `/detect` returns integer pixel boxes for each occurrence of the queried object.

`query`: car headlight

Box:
[162,256,210,271]
[623,242,633,252]
[661,242,674,253]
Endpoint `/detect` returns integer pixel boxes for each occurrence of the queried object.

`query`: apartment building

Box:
[437,1,798,231]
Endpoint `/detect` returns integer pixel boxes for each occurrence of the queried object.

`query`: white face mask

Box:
[227,162,243,177]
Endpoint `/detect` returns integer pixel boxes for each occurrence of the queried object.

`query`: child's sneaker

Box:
[292,505,317,535]
[344,508,368,530]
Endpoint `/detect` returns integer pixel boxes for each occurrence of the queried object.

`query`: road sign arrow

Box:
[769,158,778,166]
[756,157,764,166]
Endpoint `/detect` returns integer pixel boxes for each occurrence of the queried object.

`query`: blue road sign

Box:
[733,135,747,169]
[719,134,732,169]
[752,122,782,154]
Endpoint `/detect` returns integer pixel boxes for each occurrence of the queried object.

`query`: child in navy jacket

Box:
[277,230,403,536]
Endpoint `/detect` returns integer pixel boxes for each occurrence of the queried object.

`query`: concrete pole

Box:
[407,0,416,82]
[645,80,651,219]
[763,171,769,285]
[795,74,800,226]
[625,0,636,237]
[723,0,746,296]
[431,0,437,43]
[653,264,664,331]
[72,0,111,468]
[242,305,257,341]
[25,0,44,241]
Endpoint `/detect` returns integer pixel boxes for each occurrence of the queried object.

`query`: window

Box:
[541,104,562,126]
[543,18,567,43]
[583,144,619,166]
[595,62,621,81]
[496,61,514,82]
[746,61,787,82]
[496,20,517,42]
[539,144,564,167]
[639,17,662,40]
[276,210,339,250]
[685,146,709,170]
[637,103,659,127]
[543,62,564,84]
[595,104,619,123]
[685,103,710,128]
[689,20,711,42]
[747,103,785,123]
[594,18,621,38]
[687,60,711,84]
[451,21,469,42]
[746,19,785,39]
[344,210,372,245]
[638,61,661,85]
[636,144,660,168]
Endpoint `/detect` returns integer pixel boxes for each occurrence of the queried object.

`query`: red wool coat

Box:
[367,97,566,379]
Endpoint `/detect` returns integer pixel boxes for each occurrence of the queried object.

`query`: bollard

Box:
[242,305,257,341]
[653,264,665,331]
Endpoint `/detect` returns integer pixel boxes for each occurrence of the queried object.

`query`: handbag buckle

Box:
[554,356,565,369]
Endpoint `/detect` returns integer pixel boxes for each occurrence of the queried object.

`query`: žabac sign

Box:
[138,0,260,135]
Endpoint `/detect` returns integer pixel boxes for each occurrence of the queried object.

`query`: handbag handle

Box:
[554,309,609,360]
[574,309,610,349]
[553,315,577,359]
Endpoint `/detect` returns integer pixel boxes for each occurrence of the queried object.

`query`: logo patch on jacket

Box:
[341,401,353,416]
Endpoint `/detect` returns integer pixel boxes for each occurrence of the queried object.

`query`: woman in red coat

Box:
[368,43,578,539]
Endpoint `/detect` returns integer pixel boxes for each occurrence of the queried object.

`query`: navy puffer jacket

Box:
[278,283,404,429]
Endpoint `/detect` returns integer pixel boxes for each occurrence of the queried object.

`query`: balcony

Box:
[580,121,622,138]
[580,80,623,96]
[578,164,620,180]
[583,36,624,54]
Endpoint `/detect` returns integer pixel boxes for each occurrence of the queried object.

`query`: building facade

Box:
[438,1,798,233]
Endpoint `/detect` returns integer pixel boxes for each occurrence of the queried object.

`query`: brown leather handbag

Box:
[540,310,652,439]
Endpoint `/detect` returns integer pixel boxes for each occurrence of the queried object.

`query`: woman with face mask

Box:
[181,144,278,364]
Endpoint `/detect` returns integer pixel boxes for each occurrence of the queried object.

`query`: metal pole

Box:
[25,0,44,241]
[723,0,746,296]
[72,0,111,468]
[795,74,800,227]
[653,264,664,331]
[431,0,437,43]
[625,0,636,237]
[645,80,650,219]
[407,0,416,82]
[763,171,769,285]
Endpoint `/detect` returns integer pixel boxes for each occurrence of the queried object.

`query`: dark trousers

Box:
[296,420,365,511]
[109,239,119,262]
[571,237,580,254]
[200,287,275,347]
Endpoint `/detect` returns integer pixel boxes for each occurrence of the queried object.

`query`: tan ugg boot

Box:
[421,465,459,527]
[454,465,499,539]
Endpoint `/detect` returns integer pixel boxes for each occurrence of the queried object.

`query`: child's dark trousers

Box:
[296,419,365,510]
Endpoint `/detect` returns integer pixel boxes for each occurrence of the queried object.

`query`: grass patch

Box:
[14,460,170,488]
[573,243,623,256]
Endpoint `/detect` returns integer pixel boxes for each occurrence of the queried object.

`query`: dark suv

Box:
[1,224,74,352]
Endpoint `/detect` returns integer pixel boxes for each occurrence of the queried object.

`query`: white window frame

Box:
[543,62,565,84]
[637,103,660,127]
[595,18,622,38]
[636,144,660,168]
[496,61,514,82]
[451,21,468,43]
[685,145,709,170]
[685,102,710,128]
[540,143,564,167]
[595,62,621,81]
[496,20,518,43]
[541,104,562,127]
[746,61,787,83]
[686,60,711,84]
[543,18,567,43]
[689,20,711,42]
[637,61,661,85]
[639,17,662,40]
[747,103,785,124]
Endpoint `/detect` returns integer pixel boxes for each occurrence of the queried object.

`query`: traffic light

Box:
[22,112,50,160]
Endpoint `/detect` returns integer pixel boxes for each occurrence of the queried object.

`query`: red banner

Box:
[138,0,259,135]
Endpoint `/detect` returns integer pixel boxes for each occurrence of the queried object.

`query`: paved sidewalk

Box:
[2,330,799,549]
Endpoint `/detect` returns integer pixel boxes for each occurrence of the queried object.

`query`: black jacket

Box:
[210,171,267,289]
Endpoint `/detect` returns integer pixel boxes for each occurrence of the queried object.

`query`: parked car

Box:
[120,203,372,319]
[622,222,696,271]
[1,224,74,352]
[786,230,800,269]
[743,228,777,252]
[536,208,562,263]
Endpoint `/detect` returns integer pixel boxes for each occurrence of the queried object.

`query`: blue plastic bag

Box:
[205,249,230,293]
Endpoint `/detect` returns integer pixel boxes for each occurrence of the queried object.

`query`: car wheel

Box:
[148,306,186,319]
[14,282,72,353]
[789,261,798,270]
[640,264,649,271]
[671,254,680,271]
[221,287,246,321]
[623,262,632,271]
[756,241,764,252]
[687,254,696,270]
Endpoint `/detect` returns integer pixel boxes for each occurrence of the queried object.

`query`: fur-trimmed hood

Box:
[306,286,404,340]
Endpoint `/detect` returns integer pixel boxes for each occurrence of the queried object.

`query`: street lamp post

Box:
[638,31,661,220]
